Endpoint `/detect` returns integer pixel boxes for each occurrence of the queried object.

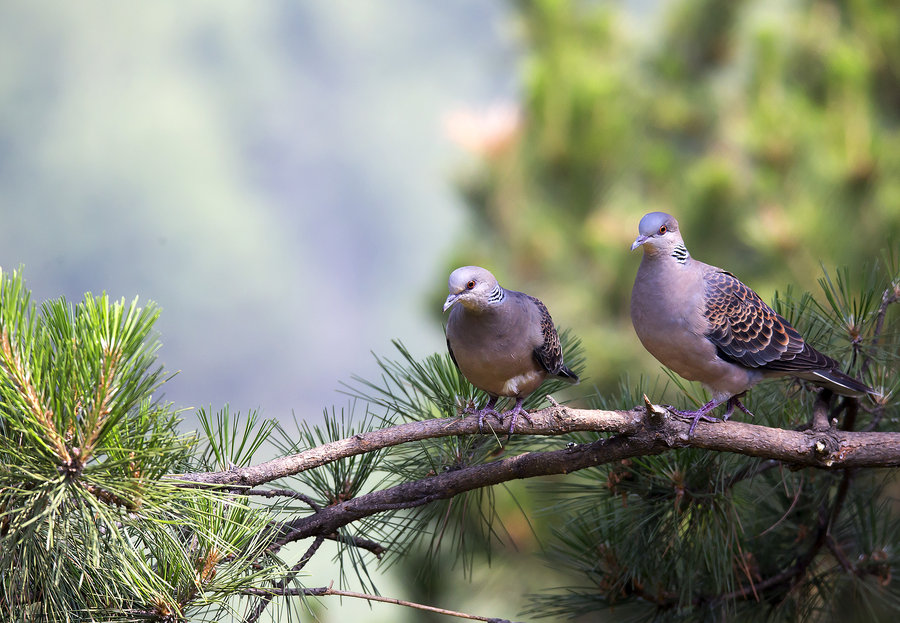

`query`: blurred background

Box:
[0,0,519,426]
[2,0,899,621]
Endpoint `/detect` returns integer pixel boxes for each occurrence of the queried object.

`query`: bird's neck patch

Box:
[488,285,506,304]
[672,244,689,264]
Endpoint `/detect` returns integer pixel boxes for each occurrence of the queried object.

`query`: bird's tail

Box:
[556,365,580,385]
[798,367,876,399]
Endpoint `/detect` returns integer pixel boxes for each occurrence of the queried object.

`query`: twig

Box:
[860,284,900,379]
[245,535,325,623]
[241,583,519,623]
[243,488,322,511]
[811,391,832,431]
[856,284,898,432]
[826,534,854,573]
[324,532,386,558]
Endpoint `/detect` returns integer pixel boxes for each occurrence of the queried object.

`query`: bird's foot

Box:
[666,399,726,437]
[731,397,755,419]
[463,397,502,432]
[475,407,503,433]
[667,395,752,436]
[502,398,532,437]
[718,395,755,422]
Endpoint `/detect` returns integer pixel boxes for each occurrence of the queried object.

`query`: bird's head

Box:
[443,266,502,313]
[630,212,686,258]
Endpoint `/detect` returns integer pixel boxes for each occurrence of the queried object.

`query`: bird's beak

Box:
[443,293,461,312]
[631,234,648,251]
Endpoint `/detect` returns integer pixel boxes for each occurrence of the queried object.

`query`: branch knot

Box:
[811,433,842,467]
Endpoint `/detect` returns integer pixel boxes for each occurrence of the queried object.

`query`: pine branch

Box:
[171,400,900,493]
[0,328,71,465]
[711,467,856,608]
[860,283,899,431]
[323,533,386,558]
[243,487,321,510]
[241,582,521,623]
[259,401,896,551]
[170,405,642,487]
[244,535,325,623]
[271,430,657,547]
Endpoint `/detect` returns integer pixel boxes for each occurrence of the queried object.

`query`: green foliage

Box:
[0,268,283,621]
[197,406,276,472]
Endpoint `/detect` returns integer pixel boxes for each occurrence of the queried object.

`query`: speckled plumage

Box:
[704,270,834,372]
[630,212,872,435]
[529,294,568,377]
[443,266,577,434]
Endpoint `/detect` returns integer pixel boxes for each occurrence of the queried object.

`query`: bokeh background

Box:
[2,0,899,621]
[0,0,518,427]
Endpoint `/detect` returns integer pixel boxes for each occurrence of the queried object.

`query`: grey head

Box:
[443,266,505,313]
[630,212,688,260]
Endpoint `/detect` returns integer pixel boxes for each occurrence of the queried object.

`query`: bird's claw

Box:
[664,404,723,437]
[670,411,721,437]
[475,408,502,433]
[502,400,532,437]
[465,398,534,437]
[462,398,503,433]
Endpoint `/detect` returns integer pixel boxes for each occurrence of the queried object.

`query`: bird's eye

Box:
[466,280,476,290]
[658,225,667,235]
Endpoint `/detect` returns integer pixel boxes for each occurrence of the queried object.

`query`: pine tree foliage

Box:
[0,268,284,622]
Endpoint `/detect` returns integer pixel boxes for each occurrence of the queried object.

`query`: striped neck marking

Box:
[488,284,505,304]
[672,244,689,264]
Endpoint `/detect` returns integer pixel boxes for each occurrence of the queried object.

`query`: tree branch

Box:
[171,402,900,492]
[244,487,321,510]
[245,535,325,623]
[861,283,900,379]
[169,405,642,486]
[269,404,897,548]
[273,431,658,545]
[165,398,900,611]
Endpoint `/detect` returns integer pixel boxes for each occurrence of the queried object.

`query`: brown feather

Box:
[526,294,578,381]
[704,270,837,372]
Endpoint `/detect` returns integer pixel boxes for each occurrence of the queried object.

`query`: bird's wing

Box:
[446,336,460,370]
[703,269,834,371]
[527,295,567,375]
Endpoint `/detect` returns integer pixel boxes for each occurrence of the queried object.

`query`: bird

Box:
[629,211,873,436]
[443,265,578,435]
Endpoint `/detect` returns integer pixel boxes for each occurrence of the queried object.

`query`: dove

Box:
[630,211,872,435]
[443,266,578,434]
